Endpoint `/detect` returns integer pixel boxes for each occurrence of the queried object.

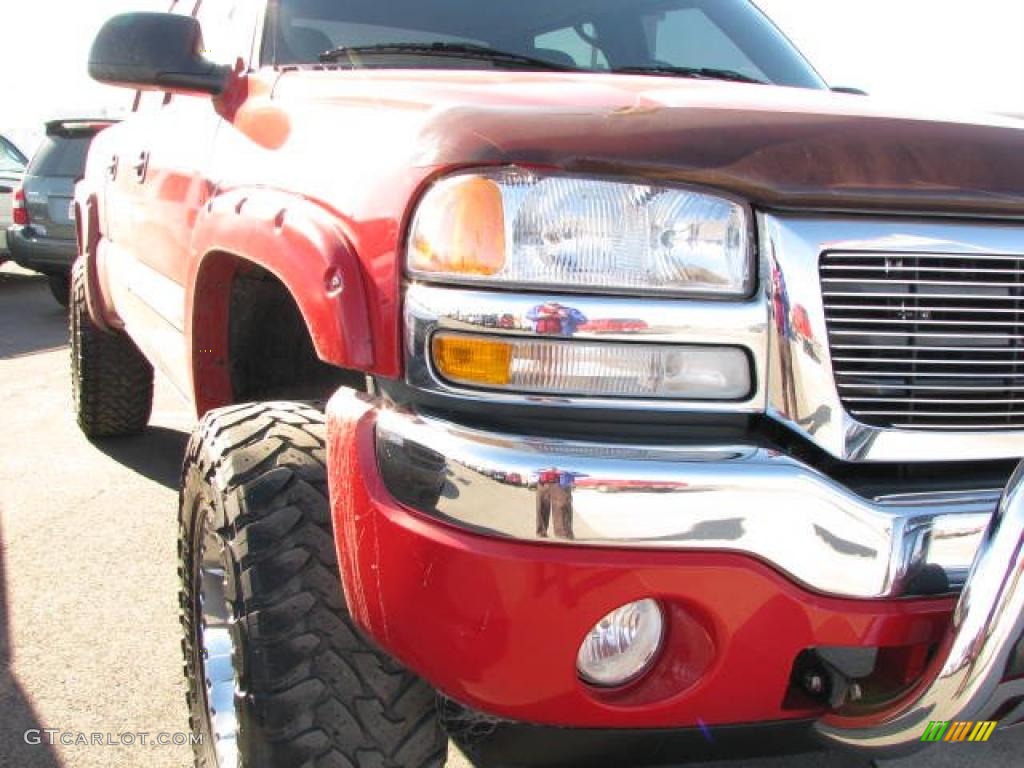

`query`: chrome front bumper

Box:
[376,408,1024,753]
[376,408,994,599]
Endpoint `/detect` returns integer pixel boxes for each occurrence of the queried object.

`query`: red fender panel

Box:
[187,189,377,414]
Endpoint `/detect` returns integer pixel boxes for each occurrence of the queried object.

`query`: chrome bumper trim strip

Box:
[374,407,994,599]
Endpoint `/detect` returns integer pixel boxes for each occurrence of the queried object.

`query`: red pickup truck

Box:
[75,2,1024,767]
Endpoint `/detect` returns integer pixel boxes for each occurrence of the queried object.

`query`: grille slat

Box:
[824,291,1024,301]
[836,371,1024,379]
[854,410,1022,417]
[823,252,1020,262]
[820,251,1024,431]
[829,317,1024,327]
[830,331,1024,340]
[823,278,1019,288]
[839,384,1024,391]
[829,305,1021,315]
[834,344,1016,351]
[823,265,1024,275]
[834,358,1024,365]
[890,423,1024,430]
[846,398,1023,405]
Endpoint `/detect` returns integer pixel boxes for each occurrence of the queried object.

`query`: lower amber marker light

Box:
[432,335,513,387]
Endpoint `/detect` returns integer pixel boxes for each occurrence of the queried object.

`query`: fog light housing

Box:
[577,599,665,687]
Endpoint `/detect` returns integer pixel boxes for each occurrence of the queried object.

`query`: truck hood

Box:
[272,70,1024,217]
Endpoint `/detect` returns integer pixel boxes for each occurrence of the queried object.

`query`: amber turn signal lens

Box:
[408,176,506,276]
[432,335,513,387]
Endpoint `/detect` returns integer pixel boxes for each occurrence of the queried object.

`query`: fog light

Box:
[577,599,665,687]
[432,332,750,400]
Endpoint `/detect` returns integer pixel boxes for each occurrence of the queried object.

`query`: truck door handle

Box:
[132,151,150,183]
[107,155,119,180]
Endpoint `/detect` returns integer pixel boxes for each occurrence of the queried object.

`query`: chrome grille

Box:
[821,251,1024,431]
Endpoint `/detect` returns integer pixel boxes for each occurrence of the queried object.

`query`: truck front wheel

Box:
[179,402,447,768]
[69,261,153,437]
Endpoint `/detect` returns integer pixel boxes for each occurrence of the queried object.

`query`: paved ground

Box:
[0,262,1018,768]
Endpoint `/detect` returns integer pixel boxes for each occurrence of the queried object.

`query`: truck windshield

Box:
[265,0,826,89]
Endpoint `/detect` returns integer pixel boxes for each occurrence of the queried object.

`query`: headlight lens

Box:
[408,168,751,297]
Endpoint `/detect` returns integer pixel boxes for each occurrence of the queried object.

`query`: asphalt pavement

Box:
[1,262,1017,768]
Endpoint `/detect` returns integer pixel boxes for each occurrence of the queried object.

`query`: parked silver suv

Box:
[7,119,115,305]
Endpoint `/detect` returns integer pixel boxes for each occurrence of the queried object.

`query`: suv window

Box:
[264,0,824,89]
[0,136,26,172]
[27,136,92,179]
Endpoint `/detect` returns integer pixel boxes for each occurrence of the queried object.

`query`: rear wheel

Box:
[70,261,153,437]
[180,402,447,768]
[48,272,70,307]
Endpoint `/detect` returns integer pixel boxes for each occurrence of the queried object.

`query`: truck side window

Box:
[535,24,609,70]
[646,8,767,81]
[195,0,256,69]
[134,90,169,113]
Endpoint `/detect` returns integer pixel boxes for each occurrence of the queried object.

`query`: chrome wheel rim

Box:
[197,511,240,768]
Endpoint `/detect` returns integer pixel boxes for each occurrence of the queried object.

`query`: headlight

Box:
[407,168,752,297]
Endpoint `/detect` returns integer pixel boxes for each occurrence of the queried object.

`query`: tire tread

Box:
[180,402,446,768]
[70,261,154,437]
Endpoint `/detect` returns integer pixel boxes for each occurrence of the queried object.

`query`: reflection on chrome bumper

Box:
[375,408,996,599]
[816,462,1024,755]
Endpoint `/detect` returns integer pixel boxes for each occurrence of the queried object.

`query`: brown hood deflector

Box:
[418,104,1024,217]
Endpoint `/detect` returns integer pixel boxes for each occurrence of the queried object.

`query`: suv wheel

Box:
[180,402,448,768]
[48,272,70,308]
[69,261,154,437]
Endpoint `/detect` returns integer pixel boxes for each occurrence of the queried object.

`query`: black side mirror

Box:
[88,12,230,96]
[831,86,868,96]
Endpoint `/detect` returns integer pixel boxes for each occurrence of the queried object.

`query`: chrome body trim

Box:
[404,283,768,413]
[815,461,1024,755]
[374,407,994,599]
[762,214,1024,461]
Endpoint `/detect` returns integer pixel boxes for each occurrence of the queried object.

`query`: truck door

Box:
[105,0,259,401]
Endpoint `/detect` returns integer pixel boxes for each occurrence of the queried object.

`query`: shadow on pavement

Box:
[0,270,68,360]
[91,427,190,491]
[0,517,63,767]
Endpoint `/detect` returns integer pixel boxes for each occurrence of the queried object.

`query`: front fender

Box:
[187,188,374,412]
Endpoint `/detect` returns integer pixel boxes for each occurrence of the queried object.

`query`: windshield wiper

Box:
[320,42,579,71]
[613,65,766,85]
